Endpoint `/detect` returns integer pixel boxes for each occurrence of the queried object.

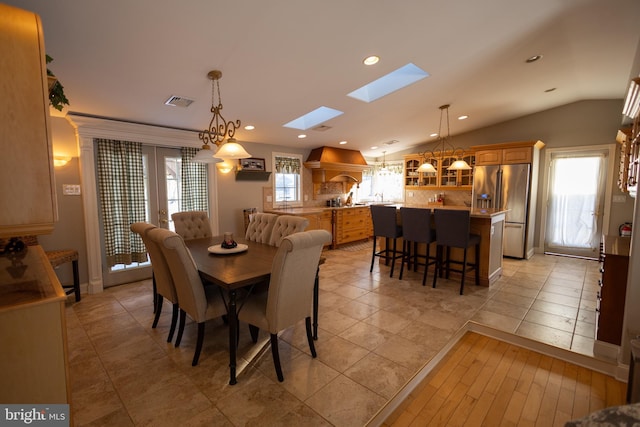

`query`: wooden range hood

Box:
[303,146,370,183]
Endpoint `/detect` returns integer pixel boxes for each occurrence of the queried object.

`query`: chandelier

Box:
[417,104,471,173]
[192,70,251,164]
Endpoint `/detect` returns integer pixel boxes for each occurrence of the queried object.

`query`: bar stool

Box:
[370,205,403,277]
[433,209,480,295]
[399,207,437,287]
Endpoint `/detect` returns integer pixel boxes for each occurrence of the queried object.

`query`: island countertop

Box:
[266,204,507,218]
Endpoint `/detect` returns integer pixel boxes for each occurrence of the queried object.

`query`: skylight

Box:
[283,106,344,130]
[347,63,429,103]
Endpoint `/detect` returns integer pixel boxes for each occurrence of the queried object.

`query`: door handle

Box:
[159,209,167,215]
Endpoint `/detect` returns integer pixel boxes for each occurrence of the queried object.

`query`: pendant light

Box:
[418,104,471,172]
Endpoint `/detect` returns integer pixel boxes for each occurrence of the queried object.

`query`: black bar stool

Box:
[433,209,480,295]
[399,207,437,286]
[370,205,403,277]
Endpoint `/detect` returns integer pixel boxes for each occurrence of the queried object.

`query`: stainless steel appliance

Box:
[472,164,531,258]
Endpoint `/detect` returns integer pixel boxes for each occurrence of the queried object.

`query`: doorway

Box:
[542,146,612,259]
[103,146,190,287]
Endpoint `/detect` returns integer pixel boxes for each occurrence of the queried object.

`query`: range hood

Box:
[304,146,370,183]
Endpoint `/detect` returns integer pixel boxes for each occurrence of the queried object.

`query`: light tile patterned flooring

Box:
[66,243,604,426]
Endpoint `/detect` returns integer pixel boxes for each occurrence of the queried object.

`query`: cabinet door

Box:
[404,157,420,187]
[0,5,56,237]
[475,150,502,165]
[503,147,532,164]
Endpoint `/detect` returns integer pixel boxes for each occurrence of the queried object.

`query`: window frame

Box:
[272,152,303,208]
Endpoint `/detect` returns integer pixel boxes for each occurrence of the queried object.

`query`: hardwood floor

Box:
[382,332,627,427]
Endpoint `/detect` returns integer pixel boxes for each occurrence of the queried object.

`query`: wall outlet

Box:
[408,191,414,197]
[613,195,626,203]
[63,184,81,195]
[266,195,272,202]
[304,194,308,201]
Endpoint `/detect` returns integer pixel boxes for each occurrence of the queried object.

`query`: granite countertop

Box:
[266,204,508,218]
[266,205,372,215]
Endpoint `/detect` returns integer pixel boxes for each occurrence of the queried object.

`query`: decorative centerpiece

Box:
[221,232,237,249]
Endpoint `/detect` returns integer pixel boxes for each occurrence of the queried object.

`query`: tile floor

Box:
[65,243,602,426]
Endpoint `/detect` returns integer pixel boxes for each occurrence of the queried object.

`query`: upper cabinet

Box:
[473,141,544,166]
[618,77,640,198]
[0,4,57,238]
[404,153,474,190]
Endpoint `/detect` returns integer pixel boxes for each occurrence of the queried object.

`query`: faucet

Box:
[374,192,384,202]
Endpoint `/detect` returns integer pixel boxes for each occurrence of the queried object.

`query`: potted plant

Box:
[46,55,69,111]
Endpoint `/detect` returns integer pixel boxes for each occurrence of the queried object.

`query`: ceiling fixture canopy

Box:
[417,104,472,173]
[193,70,251,163]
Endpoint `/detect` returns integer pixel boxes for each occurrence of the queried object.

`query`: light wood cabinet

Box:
[301,211,333,246]
[0,245,71,404]
[403,153,474,190]
[617,123,639,197]
[333,207,372,247]
[0,4,57,238]
[474,144,535,166]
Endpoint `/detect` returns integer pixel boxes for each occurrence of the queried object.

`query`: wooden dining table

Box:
[185,235,277,385]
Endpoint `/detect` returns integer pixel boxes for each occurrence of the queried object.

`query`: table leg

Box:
[228,289,237,385]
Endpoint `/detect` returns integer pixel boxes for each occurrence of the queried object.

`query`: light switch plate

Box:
[62,184,81,195]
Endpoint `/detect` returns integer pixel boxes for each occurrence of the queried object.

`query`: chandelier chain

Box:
[199,71,241,147]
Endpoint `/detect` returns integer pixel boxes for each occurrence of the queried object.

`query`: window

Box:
[273,153,303,207]
[359,161,404,203]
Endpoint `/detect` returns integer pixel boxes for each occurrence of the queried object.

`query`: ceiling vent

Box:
[312,124,332,132]
[164,95,194,108]
[383,139,399,146]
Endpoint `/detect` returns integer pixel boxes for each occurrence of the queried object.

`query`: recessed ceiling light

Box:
[244,125,255,130]
[525,54,543,63]
[458,115,468,120]
[544,87,557,93]
[298,134,306,139]
[430,133,438,138]
[339,140,348,145]
[363,55,379,65]
[370,146,379,150]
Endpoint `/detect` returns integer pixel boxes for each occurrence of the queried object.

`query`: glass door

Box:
[103,146,183,287]
[544,149,608,259]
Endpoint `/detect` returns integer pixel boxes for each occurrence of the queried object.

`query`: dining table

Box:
[185,235,323,385]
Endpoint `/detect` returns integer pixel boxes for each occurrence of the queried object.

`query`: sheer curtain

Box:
[180,147,208,211]
[96,139,147,267]
[546,151,606,251]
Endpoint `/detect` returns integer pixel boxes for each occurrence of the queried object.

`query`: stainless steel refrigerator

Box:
[472,164,531,258]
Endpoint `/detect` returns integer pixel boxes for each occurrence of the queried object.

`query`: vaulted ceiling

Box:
[8,0,640,157]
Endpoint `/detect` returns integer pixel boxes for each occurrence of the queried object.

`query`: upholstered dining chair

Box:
[433,209,481,295]
[269,215,309,247]
[171,210,212,240]
[131,222,180,343]
[245,212,279,244]
[238,229,331,382]
[370,205,403,277]
[399,207,437,287]
[149,227,227,366]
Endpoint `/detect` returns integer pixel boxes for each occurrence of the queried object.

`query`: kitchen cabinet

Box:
[333,207,372,247]
[300,211,333,246]
[403,153,474,190]
[617,125,639,197]
[596,235,630,346]
[0,4,57,238]
[474,142,540,166]
[0,245,71,404]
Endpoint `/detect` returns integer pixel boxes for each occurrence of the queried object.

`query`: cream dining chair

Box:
[244,212,279,244]
[268,215,309,247]
[238,229,331,381]
[130,222,180,343]
[149,227,227,366]
[171,210,212,240]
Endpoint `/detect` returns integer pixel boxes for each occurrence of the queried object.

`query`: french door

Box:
[103,146,185,287]
[543,147,610,259]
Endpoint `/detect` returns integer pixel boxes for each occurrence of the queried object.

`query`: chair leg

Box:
[475,243,480,287]
[71,259,81,302]
[433,245,441,288]
[460,248,468,295]
[413,242,419,272]
[249,324,259,343]
[192,322,205,366]
[422,243,430,287]
[152,272,157,313]
[390,238,397,277]
[305,317,317,358]
[370,236,377,273]
[152,295,163,328]
[270,333,284,382]
[399,240,407,280]
[175,309,187,347]
[313,265,319,340]
[167,303,179,343]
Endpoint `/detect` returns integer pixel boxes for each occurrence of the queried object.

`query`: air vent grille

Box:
[164,96,194,108]
[312,124,332,132]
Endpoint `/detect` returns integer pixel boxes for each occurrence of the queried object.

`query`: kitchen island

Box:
[266,205,506,286]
